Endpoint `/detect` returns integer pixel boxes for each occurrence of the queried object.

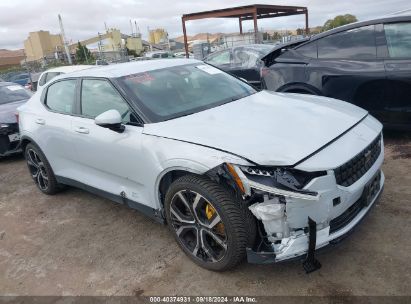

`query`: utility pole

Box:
[130,20,134,36]
[58,14,72,64]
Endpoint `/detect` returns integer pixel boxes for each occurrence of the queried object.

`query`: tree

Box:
[322,14,358,31]
[75,42,93,64]
[126,47,138,57]
[262,32,271,41]
[296,28,305,35]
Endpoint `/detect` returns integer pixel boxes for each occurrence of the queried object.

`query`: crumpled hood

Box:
[143,91,368,166]
[0,99,27,123]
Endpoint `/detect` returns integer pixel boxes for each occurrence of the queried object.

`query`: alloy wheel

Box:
[26,149,49,191]
[170,190,228,263]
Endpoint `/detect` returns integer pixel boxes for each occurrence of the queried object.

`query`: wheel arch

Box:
[277,82,322,95]
[156,166,206,209]
[20,135,36,154]
[156,162,242,210]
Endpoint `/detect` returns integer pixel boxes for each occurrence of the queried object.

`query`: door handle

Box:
[35,118,45,125]
[74,127,89,134]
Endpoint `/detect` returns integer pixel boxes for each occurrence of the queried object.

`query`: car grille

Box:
[330,170,381,234]
[334,134,381,187]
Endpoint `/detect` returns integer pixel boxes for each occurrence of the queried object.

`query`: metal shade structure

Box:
[181,4,309,57]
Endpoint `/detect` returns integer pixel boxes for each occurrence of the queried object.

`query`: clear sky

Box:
[0,0,409,49]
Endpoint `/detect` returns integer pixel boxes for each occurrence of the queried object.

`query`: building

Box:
[24,31,64,62]
[0,49,25,69]
[126,35,144,54]
[149,28,168,44]
[23,29,144,64]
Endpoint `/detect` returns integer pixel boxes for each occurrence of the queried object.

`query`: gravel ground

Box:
[0,131,410,296]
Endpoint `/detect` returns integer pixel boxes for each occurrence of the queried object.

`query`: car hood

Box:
[0,99,27,123]
[143,91,368,166]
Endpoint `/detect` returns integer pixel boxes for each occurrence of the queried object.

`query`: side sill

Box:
[56,176,165,224]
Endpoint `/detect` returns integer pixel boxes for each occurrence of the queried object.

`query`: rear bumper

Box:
[0,124,21,157]
[246,171,384,264]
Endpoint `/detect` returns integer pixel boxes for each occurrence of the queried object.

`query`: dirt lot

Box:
[1,131,411,296]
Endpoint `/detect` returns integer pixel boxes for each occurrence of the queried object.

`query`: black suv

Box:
[261,15,411,129]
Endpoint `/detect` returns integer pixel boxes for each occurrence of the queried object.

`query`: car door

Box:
[230,47,262,87]
[383,21,411,128]
[36,79,78,174]
[70,78,150,207]
[307,25,387,118]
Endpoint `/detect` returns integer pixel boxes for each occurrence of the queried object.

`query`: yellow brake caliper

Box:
[205,203,225,236]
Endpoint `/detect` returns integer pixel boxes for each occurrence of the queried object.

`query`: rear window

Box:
[384,22,411,58]
[0,85,31,105]
[45,80,76,114]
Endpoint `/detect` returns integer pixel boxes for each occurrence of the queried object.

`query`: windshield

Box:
[0,85,31,105]
[118,63,256,122]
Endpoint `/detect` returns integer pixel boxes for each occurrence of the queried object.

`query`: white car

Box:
[18,59,384,272]
[37,65,94,90]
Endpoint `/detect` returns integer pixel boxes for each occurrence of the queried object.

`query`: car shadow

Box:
[0,153,24,163]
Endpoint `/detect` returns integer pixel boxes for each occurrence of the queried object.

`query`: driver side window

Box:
[81,79,132,123]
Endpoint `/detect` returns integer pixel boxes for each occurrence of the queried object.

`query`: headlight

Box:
[226,163,326,200]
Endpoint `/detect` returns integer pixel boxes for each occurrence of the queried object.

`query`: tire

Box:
[25,143,61,195]
[164,174,249,271]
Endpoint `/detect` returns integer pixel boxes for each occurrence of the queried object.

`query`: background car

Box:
[18,59,383,271]
[203,44,277,88]
[37,65,94,91]
[8,73,31,87]
[0,82,32,157]
[261,15,411,130]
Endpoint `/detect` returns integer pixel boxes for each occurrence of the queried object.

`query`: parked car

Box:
[203,44,277,88]
[95,59,109,66]
[37,65,94,91]
[18,59,384,271]
[261,15,411,130]
[0,82,32,157]
[145,51,174,59]
[9,73,31,87]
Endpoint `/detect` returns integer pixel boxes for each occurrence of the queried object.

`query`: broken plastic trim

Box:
[233,164,320,200]
[247,180,319,200]
[206,163,320,200]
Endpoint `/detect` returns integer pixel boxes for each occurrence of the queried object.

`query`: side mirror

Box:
[95,109,125,133]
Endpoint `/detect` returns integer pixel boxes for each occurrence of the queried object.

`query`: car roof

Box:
[42,65,95,74]
[308,15,411,43]
[53,59,202,79]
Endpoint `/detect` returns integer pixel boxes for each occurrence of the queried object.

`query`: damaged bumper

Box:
[239,133,385,266]
[246,165,384,265]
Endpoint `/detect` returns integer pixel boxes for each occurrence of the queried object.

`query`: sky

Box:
[0,0,410,50]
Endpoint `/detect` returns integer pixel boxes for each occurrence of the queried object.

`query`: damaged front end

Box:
[206,161,384,273]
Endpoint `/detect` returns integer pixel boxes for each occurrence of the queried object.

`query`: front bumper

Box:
[246,171,384,264]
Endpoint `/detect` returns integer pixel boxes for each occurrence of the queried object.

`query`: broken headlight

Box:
[227,164,326,200]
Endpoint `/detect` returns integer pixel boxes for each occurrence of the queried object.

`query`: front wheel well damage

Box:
[158,164,244,208]
[20,138,32,154]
